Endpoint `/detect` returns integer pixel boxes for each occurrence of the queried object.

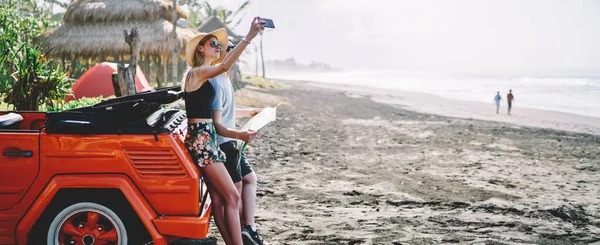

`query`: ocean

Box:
[262,69,600,119]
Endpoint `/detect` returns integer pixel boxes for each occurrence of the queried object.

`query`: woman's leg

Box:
[202,162,243,245]
[207,183,233,245]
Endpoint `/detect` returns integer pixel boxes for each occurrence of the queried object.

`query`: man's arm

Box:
[236,108,262,118]
[211,80,256,143]
[213,110,257,143]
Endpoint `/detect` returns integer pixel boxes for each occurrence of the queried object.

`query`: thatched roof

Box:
[37,0,197,61]
[63,0,188,24]
[198,16,243,43]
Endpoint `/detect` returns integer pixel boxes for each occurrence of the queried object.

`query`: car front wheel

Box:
[47,202,128,245]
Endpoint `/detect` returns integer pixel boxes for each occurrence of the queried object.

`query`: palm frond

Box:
[221,10,233,24]
[231,0,250,19]
[231,12,248,29]
[203,2,214,17]
[217,9,226,21]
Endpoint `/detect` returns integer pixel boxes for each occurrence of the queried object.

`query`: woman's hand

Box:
[246,17,265,41]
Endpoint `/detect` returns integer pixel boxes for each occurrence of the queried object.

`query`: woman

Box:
[182,17,264,245]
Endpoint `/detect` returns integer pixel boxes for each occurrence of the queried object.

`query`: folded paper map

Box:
[236,103,281,166]
[240,104,279,132]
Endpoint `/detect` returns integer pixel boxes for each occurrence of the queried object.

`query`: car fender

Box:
[16,174,167,245]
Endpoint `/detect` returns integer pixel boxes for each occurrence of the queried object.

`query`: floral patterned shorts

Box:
[184,122,226,167]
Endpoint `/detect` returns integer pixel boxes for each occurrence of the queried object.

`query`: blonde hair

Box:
[181,34,217,90]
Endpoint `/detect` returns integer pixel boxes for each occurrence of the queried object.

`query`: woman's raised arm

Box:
[193,17,265,80]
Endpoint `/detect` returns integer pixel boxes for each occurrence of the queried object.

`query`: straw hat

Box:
[185,28,228,66]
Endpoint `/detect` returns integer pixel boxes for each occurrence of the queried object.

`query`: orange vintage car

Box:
[0,87,212,245]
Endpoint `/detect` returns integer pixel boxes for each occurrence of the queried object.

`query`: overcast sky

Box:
[207,0,600,72]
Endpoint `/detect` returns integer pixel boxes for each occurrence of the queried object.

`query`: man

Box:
[494,91,502,114]
[507,89,515,115]
[211,40,264,245]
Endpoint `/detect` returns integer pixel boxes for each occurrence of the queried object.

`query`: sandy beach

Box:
[199,79,600,245]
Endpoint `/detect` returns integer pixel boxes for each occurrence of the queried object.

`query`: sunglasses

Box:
[226,45,236,52]
[209,40,223,50]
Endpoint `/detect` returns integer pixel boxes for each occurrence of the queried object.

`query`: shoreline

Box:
[275,78,600,136]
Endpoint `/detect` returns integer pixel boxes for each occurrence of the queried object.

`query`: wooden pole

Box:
[255,45,258,77]
[163,57,167,88]
[72,59,79,78]
[260,32,265,78]
[154,56,162,88]
[111,72,121,97]
[124,27,141,89]
[171,0,178,86]
[117,63,136,96]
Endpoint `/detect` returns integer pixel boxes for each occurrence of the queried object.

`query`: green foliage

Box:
[180,0,250,29]
[0,1,50,81]
[179,0,205,28]
[1,45,72,111]
[0,1,71,111]
[39,96,108,112]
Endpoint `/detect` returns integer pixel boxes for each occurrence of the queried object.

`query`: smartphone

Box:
[259,18,275,28]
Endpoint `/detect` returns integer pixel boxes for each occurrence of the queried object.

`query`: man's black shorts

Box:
[219,141,254,183]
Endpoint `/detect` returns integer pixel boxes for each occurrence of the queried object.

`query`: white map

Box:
[235,104,280,165]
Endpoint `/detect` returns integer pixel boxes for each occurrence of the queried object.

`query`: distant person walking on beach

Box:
[494,91,502,114]
[507,90,515,115]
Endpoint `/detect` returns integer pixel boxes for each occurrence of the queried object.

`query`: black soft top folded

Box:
[45,86,185,135]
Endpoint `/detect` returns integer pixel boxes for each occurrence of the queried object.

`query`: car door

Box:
[0,131,39,210]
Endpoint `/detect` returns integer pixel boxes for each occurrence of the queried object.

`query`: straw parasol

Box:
[197,16,243,44]
[37,0,197,61]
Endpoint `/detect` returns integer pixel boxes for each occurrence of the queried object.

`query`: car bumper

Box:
[152,213,211,239]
